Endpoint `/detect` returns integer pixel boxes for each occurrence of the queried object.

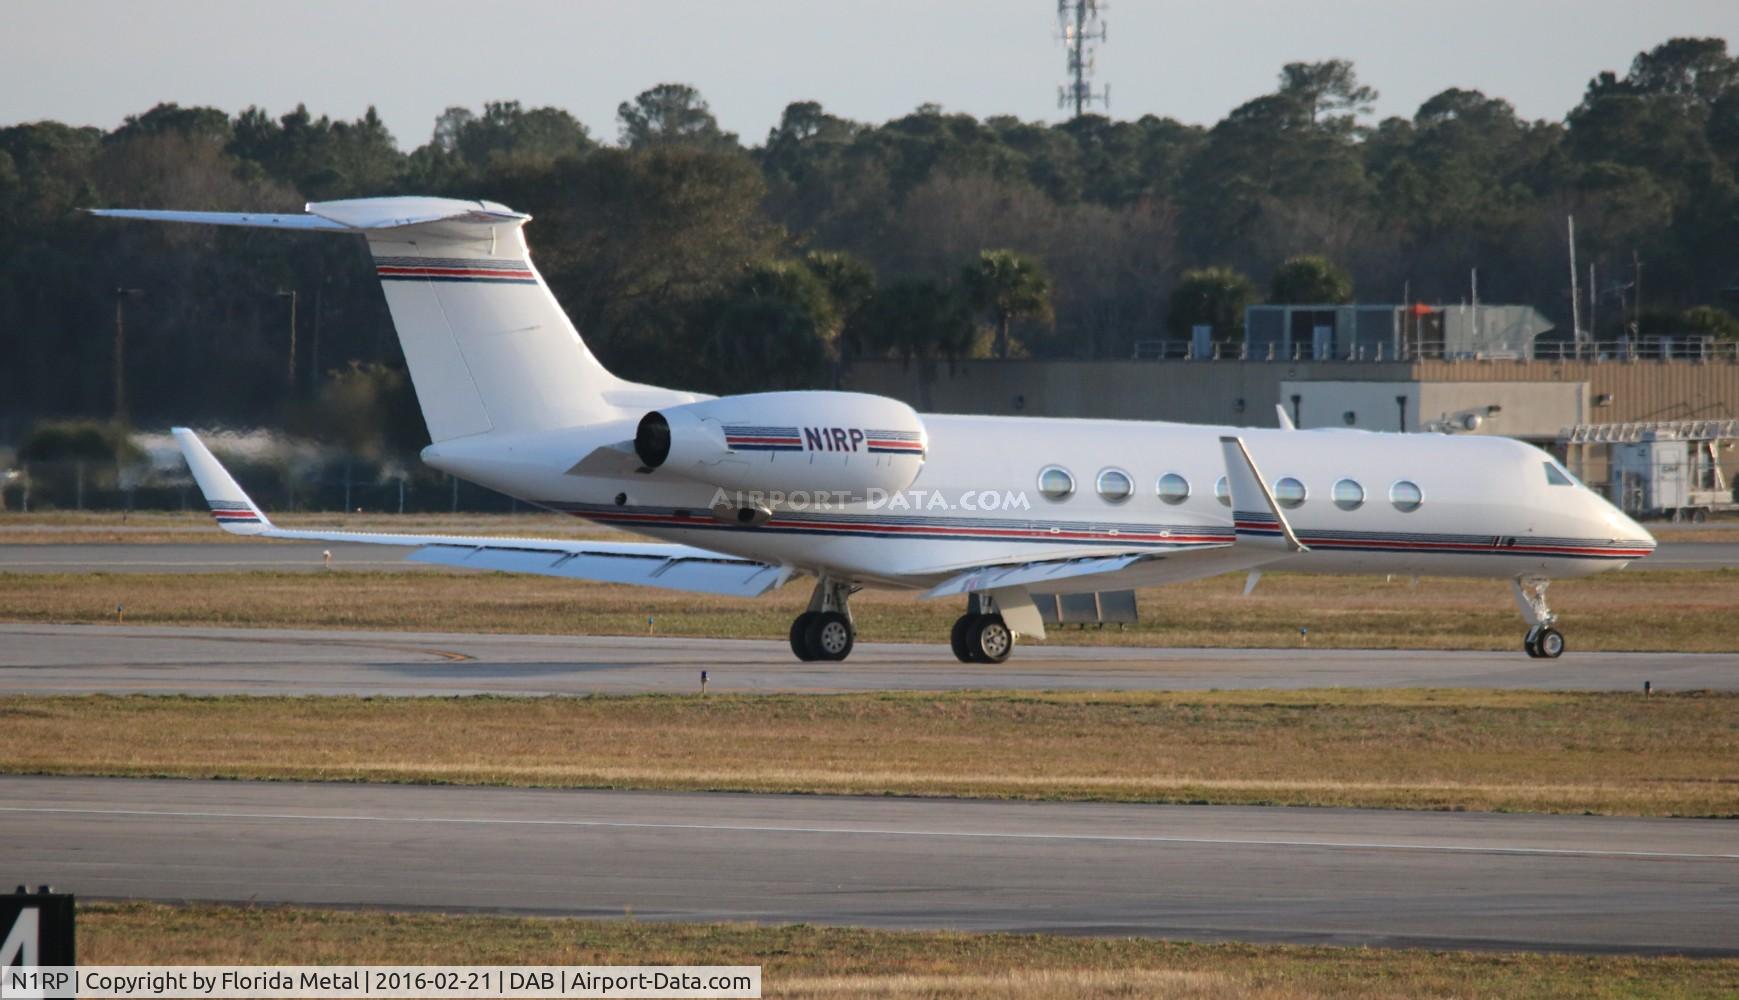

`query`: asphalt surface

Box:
[1,540,1735,572]
[1,623,1733,694]
[3,776,1732,954]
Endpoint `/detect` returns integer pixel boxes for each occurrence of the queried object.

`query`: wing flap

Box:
[407,544,788,597]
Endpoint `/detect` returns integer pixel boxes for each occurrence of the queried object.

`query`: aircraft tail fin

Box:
[93,198,636,443]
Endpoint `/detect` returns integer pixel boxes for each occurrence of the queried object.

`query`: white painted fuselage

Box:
[425,412,1655,591]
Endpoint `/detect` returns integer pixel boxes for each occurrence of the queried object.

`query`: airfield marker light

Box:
[323,549,333,570]
[701,670,708,694]
[1298,626,1309,645]
[1644,681,1652,696]
[114,603,123,623]
[647,615,655,635]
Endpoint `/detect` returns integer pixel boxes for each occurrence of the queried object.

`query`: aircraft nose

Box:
[1592,490,1656,557]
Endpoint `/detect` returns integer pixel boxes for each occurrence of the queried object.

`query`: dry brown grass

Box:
[0,511,626,545]
[4,691,1733,815]
[79,901,1739,998]
[1,567,1736,651]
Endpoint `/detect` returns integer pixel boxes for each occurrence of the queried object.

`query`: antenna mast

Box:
[1056,0,1109,118]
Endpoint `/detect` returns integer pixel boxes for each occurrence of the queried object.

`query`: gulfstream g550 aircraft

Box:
[94,197,1654,663]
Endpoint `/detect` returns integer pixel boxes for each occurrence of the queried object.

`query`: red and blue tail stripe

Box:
[724,425,804,452]
[374,255,538,285]
[864,429,925,456]
[207,499,260,524]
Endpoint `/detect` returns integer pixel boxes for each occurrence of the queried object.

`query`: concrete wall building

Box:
[844,353,1739,494]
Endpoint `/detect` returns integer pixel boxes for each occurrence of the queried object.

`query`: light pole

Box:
[277,289,298,391]
[113,287,144,423]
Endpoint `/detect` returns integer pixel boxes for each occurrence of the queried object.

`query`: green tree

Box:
[800,250,877,377]
[1167,267,1258,342]
[1269,255,1354,304]
[855,279,975,409]
[1680,305,1739,340]
[961,249,1054,359]
[1278,60,1378,126]
[703,261,836,393]
[617,84,738,150]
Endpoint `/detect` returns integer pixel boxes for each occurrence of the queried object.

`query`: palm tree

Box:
[961,250,1054,360]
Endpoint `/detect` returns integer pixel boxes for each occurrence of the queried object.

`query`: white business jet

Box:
[93,197,1654,663]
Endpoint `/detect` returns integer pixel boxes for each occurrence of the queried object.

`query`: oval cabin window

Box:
[1097,469,1134,503]
[1273,477,1307,509]
[1390,480,1424,512]
[1038,466,1076,501]
[1332,478,1365,511]
[1156,473,1191,505]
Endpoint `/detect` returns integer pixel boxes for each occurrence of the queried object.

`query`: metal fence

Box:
[1130,338,1739,363]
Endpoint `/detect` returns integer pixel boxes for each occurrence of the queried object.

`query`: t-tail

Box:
[89,197,691,443]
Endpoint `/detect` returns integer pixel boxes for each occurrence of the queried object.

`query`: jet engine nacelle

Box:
[634,391,927,502]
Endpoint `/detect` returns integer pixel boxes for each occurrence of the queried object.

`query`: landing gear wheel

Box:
[1535,627,1565,659]
[789,612,820,661]
[968,614,1014,664]
[950,614,980,663]
[804,611,855,662]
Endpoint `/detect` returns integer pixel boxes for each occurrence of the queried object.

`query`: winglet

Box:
[172,428,273,536]
[1219,436,1307,553]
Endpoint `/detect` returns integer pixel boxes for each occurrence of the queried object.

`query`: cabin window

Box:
[1332,478,1365,511]
[1156,473,1191,505]
[1038,466,1076,501]
[1213,475,1230,507]
[1544,461,1573,486]
[1096,468,1134,503]
[1390,480,1424,512]
[1273,477,1307,509]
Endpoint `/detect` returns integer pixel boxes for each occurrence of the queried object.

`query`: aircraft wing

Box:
[172,428,790,598]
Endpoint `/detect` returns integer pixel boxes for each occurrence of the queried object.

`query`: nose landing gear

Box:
[1512,577,1565,659]
[789,576,858,662]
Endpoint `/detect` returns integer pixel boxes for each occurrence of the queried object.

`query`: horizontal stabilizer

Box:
[88,197,529,239]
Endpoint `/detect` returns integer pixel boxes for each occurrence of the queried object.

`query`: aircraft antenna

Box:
[1056,0,1109,118]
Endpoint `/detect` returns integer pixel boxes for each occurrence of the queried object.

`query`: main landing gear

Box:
[949,594,1015,664]
[789,576,858,662]
[1512,576,1565,659]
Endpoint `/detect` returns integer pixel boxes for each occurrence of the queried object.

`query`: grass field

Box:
[2,566,1736,651]
[5,691,1733,815]
[78,901,1739,998]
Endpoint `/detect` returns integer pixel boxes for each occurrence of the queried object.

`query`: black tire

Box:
[950,614,979,663]
[1523,627,1541,658]
[1536,627,1565,659]
[789,612,819,661]
[805,611,855,662]
[970,614,1014,664]
[1693,508,1710,524]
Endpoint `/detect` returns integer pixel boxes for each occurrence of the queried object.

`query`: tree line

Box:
[4,37,1739,457]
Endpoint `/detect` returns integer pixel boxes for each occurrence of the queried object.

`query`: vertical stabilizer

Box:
[91,197,640,442]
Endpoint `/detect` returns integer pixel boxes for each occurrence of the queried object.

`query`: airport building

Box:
[844,333,1739,512]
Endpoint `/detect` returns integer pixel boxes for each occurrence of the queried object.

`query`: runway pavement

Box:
[1,623,1733,694]
[2,540,1735,572]
[3,776,1733,954]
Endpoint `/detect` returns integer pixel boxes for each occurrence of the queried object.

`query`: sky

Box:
[4,1,1737,148]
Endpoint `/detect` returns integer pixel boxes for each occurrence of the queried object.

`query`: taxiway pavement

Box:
[0,623,1730,694]
[3,776,1732,954]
